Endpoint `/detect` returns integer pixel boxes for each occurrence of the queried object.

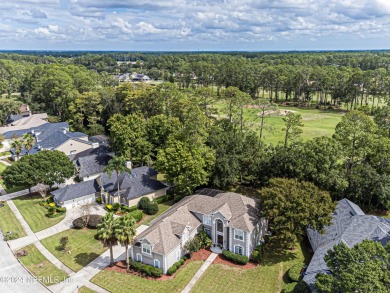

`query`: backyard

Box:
[0,201,27,238]
[17,244,69,286]
[191,241,311,293]
[91,260,204,293]
[40,228,107,272]
[13,194,65,232]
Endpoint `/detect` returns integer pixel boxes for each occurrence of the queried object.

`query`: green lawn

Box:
[214,102,344,145]
[0,162,28,194]
[78,286,96,293]
[92,260,204,293]
[13,194,65,232]
[0,151,11,157]
[0,201,27,238]
[191,242,311,293]
[18,244,69,286]
[41,228,107,272]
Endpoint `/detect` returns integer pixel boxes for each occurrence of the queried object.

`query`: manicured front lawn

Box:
[91,260,204,293]
[41,228,107,272]
[13,194,65,232]
[78,286,96,293]
[18,244,69,286]
[0,201,27,238]
[191,241,311,293]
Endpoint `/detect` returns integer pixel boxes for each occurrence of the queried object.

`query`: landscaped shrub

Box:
[4,232,19,241]
[112,203,121,212]
[57,207,66,213]
[198,227,212,248]
[144,202,159,215]
[105,204,113,211]
[96,197,102,204]
[72,217,85,229]
[184,235,201,256]
[222,250,249,265]
[121,205,137,213]
[87,215,102,229]
[250,245,264,263]
[138,197,150,210]
[127,210,143,222]
[282,281,310,293]
[288,263,304,282]
[283,282,298,293]
[129,260,162,277]
[167,265,177,276]
[154,195,170,204]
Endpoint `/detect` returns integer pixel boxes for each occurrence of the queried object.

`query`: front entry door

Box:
[217,234,223,246]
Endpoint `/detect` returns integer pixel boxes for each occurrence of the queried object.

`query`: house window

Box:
[176,249,180,261]
[142,244,151,255]
[234,245,243,255]
[182,231,189,243]
[203,215,211,226]
[154,259,160,268]
[136,253,142,262]
[216,219,223,233]
[234,229,244,241]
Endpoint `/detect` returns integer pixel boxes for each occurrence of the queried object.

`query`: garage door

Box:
[64,195,94,208]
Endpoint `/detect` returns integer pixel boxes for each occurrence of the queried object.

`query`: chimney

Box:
[62,128,67,134]
[126,161,132,171]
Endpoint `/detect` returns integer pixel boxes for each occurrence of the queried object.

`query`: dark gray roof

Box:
[52,180,99,203]
[6,114,25,124]
[69,145,111,161]
[78,153,113,178]
[304,199,390,290]
[101,167,166,199]
[89,135,110,146]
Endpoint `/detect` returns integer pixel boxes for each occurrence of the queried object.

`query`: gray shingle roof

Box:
[78,153,113,178]
[304,199,390,291]
[52,180,99,203]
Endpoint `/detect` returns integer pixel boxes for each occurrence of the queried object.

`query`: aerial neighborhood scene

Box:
[1,1,390,293]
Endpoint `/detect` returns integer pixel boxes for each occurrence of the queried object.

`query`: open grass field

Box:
[18,244,69,286]
[214,102,344,145]
[41,228,107,272]
[0,201,27,238]
[13,194,65,232]
[91,260,204,293]
[191,241,311,293]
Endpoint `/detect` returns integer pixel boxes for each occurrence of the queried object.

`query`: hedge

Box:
[128,210,143,222]
[144,202,159,215]
[130,260,162,277]
[121,205,137,213]
[288,263,304,282]
[283,281,310,293]
[222,250,249,265]
[138,197,151,210]
[167,258,186,275]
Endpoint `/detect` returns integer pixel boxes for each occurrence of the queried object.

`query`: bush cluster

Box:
[250,245,263,263]
[72,214,102,229]
[167,258,185,275]
[105,203,138,214]
[282,281,310,293]
[138,197,159,215]
[288,263,304,282]
[4,232,19,241]
[40,197,66,218]
[130,260,163,277]
[121,205,137,213]
[222,250,249,265]
[127,210,143,222]
[96,197,102,204]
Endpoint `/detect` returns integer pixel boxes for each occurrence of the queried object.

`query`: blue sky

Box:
[1,0,390,51]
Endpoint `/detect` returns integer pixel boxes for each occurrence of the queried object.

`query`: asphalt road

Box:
[0,233,48,293]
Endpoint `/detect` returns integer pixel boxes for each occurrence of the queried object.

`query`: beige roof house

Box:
[132,191,268,274]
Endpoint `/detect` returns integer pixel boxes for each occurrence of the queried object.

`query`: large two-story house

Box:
[131,190,268,274]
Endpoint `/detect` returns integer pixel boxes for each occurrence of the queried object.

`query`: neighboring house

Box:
[75,152,113,181]
[303,199,390,291]
[131,190,268,274]
[99,166,166,207]
[52,166,167,208]
[132,73,150,82]
[5,122,98,160]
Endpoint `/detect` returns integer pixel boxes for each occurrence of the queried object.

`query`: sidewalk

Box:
[181,253,218,293]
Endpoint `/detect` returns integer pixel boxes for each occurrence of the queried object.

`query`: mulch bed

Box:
[213,254,258,269]
[105,248,213,281]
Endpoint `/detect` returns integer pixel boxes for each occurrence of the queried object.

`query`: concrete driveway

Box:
[0,234,48,293]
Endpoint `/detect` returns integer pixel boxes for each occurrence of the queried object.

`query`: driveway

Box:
[0,234,48,293]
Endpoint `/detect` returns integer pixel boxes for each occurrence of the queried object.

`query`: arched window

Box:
[216,219,223,233]
[154,259,160,268]
[136,253,142,262]
[234,245,243,256]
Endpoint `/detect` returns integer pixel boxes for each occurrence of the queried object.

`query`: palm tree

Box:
[96,212,118,265]
[114,214,136,271]
[104,156,129,196]
[11,139,24,160]
[22,133,35,155]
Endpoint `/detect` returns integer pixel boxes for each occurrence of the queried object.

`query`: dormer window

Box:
[142,243,151,255]
[203,215,211,226]
[234,229,244,241]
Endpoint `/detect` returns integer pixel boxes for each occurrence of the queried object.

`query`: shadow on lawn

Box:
[74,252,100,266]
